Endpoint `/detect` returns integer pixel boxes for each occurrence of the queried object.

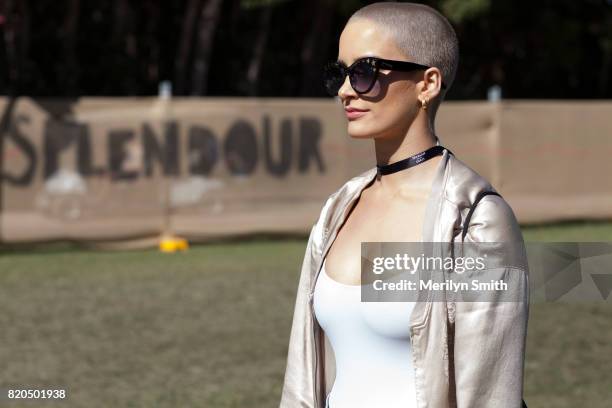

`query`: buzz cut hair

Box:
[348,2,459,117]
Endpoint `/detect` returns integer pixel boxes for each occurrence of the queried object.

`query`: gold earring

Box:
[420,97,428,110]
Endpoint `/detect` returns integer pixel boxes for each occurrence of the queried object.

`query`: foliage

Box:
[0,0,609,98]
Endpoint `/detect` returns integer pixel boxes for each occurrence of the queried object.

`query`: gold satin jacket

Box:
[280,146,530,408]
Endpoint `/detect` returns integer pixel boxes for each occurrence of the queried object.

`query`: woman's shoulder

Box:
[445,154,497,206]
[446,155,522,243]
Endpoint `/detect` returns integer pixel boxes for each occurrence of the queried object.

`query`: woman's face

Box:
[337,18,424,139]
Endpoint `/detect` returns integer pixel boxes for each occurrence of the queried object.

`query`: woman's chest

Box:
[324,195,430,285]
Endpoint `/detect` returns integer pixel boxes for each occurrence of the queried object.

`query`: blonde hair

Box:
[348,2,459,120]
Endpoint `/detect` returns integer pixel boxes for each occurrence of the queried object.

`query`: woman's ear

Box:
[419,67,443,102]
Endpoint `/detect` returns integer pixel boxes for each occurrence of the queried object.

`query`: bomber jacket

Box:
[280,145,530,408]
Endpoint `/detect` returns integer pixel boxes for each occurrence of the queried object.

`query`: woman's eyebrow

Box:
[338,55,380,65]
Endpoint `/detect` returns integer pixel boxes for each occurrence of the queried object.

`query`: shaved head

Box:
[348,2,459,119]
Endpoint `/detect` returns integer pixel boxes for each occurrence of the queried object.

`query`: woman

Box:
[280,2,529,408]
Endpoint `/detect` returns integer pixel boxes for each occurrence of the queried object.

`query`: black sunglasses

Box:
[323,56,447,96]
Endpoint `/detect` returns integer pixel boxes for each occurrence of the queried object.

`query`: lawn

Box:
[0,220,611,407]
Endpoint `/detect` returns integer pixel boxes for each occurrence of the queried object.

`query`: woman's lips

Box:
[345,109,368,120]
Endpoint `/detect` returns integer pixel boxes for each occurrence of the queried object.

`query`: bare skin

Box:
[325,18,445,285]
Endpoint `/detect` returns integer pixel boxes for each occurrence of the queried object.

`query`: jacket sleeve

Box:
[279,221,319,408]
[452,195,530,408]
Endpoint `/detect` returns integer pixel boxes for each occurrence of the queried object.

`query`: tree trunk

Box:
[299,0,333,96]
[190,0,223,95]
[246,5,272,96]
[175,0,201,95]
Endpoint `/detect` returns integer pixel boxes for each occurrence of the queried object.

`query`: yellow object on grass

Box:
[159,235,189,253]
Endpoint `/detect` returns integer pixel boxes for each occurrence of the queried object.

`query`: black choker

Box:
[376,145,448,176]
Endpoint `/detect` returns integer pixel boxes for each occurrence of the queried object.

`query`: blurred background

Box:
[0,0,610,98]
[0,0,611,407]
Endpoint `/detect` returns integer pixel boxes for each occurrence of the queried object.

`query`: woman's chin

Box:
[347,122,376,139]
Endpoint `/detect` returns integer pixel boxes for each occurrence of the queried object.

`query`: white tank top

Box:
[313,257,418,408]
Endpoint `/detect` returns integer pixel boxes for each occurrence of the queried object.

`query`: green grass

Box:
[522,219,612,242]
[0,221,611,407]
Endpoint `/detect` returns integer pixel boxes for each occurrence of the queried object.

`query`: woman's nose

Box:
[337,74,356,98]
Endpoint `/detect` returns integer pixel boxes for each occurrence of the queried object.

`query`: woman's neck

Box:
[371,129,441,195]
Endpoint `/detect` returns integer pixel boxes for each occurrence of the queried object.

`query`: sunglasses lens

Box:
[350,60,376,93]
[323,62,345,96]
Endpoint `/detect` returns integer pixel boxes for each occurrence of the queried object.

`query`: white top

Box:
[313,257,418,408]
